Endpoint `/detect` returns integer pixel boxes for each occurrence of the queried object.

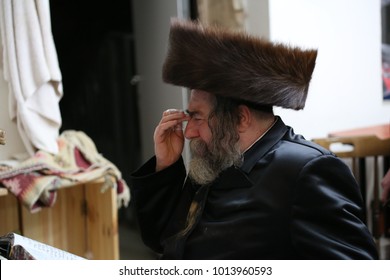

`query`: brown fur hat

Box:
[162,19,318,110]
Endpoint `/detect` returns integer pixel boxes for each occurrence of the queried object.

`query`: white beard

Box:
[188,138,242,185]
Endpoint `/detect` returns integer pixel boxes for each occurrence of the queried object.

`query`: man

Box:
[130,19,378,259]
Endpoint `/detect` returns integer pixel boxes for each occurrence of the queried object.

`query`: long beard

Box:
[188,138,242,185]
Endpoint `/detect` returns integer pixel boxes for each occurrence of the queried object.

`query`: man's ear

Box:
[238,105,251,132]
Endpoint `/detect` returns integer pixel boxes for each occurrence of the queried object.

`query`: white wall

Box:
[268,0,390,140]
[132,0,186,162]
[245,0,270,39]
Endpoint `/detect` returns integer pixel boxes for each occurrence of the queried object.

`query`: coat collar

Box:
[240,116,288,174]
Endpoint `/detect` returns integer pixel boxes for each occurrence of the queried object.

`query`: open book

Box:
[0,232,85,260]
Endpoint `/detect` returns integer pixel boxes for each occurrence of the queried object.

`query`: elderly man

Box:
[130,19,378,259]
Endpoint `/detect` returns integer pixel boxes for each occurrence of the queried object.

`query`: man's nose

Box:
[184,119,199,139]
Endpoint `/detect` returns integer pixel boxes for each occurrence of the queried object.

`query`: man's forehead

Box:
[188,90,213,114]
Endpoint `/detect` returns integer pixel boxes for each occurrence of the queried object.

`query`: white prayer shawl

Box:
[0,0,63,155]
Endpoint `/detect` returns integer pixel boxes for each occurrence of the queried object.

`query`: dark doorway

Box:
[49,0,141,191]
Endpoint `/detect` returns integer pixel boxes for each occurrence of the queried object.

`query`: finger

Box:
[160,112,189,131]
[162,111,186,121]
[163,108,183,116]
[156,120,183,137]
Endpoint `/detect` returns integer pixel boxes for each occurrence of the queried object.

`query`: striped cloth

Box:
[0,130,130,212]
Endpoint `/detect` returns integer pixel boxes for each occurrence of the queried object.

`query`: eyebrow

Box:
[185,109,197,117]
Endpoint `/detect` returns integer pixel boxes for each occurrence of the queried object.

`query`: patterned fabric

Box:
[0,130,130,212]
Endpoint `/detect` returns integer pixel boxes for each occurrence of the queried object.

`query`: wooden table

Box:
[329,123,390,140]
[0,180,119,260]
[327,124,390,212]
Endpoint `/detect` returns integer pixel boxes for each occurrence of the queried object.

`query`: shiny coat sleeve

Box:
[290,155,378,259]
[130,156,187,253]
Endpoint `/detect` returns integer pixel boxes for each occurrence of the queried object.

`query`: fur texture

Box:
[162,19,318,110]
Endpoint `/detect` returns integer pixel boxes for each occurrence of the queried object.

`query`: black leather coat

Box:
[130,117,378,259]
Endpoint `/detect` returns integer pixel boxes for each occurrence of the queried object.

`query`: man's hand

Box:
[154,109,189,172]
